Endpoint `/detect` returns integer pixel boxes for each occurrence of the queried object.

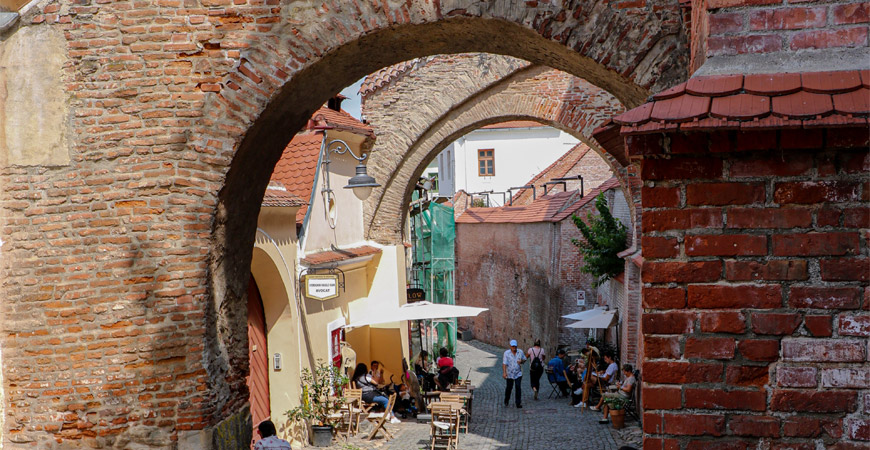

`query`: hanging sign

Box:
[407,288,426,302]
[305,275,339,300]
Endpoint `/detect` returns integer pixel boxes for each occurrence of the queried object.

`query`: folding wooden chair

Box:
[365,393,396,441]
[341,389,365,439]
[439,393,469,434]
[429,402,459,450]
[624,370,642,426]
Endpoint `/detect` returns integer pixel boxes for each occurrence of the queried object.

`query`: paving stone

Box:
[305,340,638,449]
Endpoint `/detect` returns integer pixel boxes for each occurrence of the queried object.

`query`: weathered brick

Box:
[751,312,802,335]
[783,417,844,439]
[642,186,680,208]
[685,337,736,360]
[688,284,782,309]
[643,361,723,384]
[643,261,722,283]
[790,286,862,309]
[685,234,767,256]
[776,366,817,387]
[726,365,769,387]
[775,181,865,204]
[727,207,812,229]
[782,338,866,362]
[804,315,833,337]
[643,208,723,232]
[643,386,683,410]
[725,259,807,281]
[790,26,869,49]
[685,389,766,411]
[772,232,860,256]
[686,182,764,206]
[643,287,687,309]
[821,258,870,281]
[643,236,680,259]
[642,157,723,180]
[831,3,870,25]
[839,313,870,336]
[730,154,813,177]
[750,7,827,30]
[644,412,726,436]
[821,367,870,388]
[729,415,780,437]
[700,311,746,334]
[738,339,780,361]
[770,389,857,412]
[643,311,696,334]
[645,336,682,359]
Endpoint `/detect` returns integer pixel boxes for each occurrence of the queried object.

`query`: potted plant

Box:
[285,360,350,447]
[603,395,627,429]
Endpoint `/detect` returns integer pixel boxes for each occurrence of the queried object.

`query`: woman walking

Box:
[526,339,545,400]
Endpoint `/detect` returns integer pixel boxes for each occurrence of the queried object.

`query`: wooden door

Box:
[247,276,270,433]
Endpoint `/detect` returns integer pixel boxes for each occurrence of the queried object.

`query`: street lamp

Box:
[321,138,380,201]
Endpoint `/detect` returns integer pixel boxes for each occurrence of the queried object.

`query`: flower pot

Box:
[311,425,333,447]
[610,409,625,429]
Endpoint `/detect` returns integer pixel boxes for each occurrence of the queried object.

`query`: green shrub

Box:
[571,193,628,287]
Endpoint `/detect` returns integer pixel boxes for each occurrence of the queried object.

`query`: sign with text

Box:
[576,290,586,306]
[407,288,425,302]
[305,275,339,300]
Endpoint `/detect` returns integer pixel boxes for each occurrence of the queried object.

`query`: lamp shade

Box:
[344,163,380,200]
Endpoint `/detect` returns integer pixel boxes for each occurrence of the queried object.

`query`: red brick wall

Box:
[705,0,868,57]
[638,128,869,449]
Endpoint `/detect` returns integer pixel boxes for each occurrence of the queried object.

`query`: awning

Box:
[562,306,609,321]
[344,301,489,328]
[564,310,616,329]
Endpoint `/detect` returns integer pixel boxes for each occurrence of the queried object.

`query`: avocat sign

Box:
[304,275,339,300]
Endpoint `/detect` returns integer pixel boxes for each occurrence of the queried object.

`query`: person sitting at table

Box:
[599,364,636,424]
[566,348,588,386]
[413,350,437,391]
[370,360,385,386]
[547,349,571,398]
[352,363,400,423]
[435,348,458,389]
[589,352,619,411]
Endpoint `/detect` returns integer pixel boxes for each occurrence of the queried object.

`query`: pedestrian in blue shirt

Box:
[548,349,571,398]
[503,339,526,408]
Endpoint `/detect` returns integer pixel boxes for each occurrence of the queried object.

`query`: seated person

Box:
[413,350,437,391]
[547,349,571,398]
[254,420,291,450]
[566,348,589,386]
[370,360,385,386]
[590,352,619,411]
[435,347,459,389]
[352,363,400,424]
[599,364,636,424]
[394,383,418,418]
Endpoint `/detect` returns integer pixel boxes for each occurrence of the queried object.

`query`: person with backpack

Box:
[526,339,546,400]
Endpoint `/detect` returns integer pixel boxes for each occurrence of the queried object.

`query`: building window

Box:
[478,149,494,176]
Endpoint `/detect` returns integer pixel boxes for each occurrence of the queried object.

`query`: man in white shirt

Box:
[502,339,527,408]
[590,352,619,411]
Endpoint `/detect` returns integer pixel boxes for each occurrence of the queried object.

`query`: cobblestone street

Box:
[305,340,641,450]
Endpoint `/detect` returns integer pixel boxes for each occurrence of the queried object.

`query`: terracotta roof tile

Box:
[802,71,861,94]
[301,245,381,266]
[263,181,306,207]
[861,70,870,89]
[359,59,422,96]
[686,74,743,96]
[511,143,591,205]
[650,95,710,122]
[311,107,373,136]
[833,88,870,115]
[744,73,802,95]
[270,133,322,223]
[595,70,867,140]
[456,178,620,224]
[710,94,770,120]
[771,91,833,118]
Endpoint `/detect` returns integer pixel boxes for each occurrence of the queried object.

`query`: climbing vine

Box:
[571,193,628,287]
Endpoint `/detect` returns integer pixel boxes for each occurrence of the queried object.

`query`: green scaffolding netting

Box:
[410,201,456,358]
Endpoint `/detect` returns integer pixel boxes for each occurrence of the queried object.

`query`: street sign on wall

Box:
[304,275,339,300]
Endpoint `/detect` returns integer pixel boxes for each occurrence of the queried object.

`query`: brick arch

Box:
[0,2,687,445]
[362,62,637,244]
[206,8,686,426]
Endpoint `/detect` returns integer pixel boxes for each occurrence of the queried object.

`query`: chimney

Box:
[327,94,348,111]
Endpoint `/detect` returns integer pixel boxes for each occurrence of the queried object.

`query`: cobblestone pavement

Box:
[304,340,642,450]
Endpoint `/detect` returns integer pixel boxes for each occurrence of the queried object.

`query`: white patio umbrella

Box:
[562,306,609,321]
[343,301,489,328]
[564,310,617,329]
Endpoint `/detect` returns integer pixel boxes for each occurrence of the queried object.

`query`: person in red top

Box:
[435,347,458,389]
[436,347,454,368]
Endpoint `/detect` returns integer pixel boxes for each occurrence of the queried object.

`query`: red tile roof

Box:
[359,59,421,96]
[480,120,546,129]
[271,132,322,224]
[310,106,374,137]
[271,105,373,223]
[262,181,306,207]
[608,70,869,134]
[456,177,620,224]
[301,245,382,266]
[511,143,591,206]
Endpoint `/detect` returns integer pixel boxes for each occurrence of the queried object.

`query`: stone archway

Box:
[359,58,634,244]
[0,2,687,445]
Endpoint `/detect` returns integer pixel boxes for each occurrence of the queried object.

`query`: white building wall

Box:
[436,125,578,205]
